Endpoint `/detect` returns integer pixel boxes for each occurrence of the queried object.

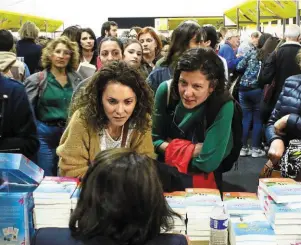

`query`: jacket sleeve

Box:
[191,101,234,173]
[219,45,243,71]
[131,127,156,159]
[0,84,39,158]
[265,89,284,144]
[236,51,250,72]
[57,110,91,178]
[24,73,39,107]
[258,50,276,88]
[286,114,301,139]
[152,82,169,153]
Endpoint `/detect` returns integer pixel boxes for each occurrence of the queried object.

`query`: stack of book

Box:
[163,192,187,235]
[229,213,276,245]
[259,178,301,245]
[223,192,263,215]
[185,188,222,242]
[33,177,79,229]
[225,192,276,245]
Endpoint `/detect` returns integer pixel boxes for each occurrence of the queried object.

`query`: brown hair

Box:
[137,27,162,56]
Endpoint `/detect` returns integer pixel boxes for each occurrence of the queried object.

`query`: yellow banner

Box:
[0,10,63,32]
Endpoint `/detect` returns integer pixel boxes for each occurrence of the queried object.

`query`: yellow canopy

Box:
[225,0,297,26]
[156,17,224,31]
[0,10,63,32]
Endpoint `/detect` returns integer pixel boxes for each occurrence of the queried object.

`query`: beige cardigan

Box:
[57,110,155,178]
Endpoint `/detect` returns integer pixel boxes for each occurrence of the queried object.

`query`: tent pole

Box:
[283,19,286,37]
[236,8,240,31]
[257,0,261,31]
[296,0,300,26]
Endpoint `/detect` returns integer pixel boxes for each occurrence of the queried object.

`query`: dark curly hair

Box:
[70,148,181,244]
[73,61,154,133]
[171,48,226,100]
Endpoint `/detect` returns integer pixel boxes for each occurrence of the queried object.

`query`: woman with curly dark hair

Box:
[57,61,155,178]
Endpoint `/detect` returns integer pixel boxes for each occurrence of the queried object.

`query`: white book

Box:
[273,224,301,235]
[77,62,96,79]
[277,241,301,245]
[187,223,210,231]
[187,213,210,219]
[188,236,210,241]
[34,224,69,229]
[276,234,301,240]
[34,197,72,205]
[34,204,72,209]
[33,182,77,199]
[187,217,210,225]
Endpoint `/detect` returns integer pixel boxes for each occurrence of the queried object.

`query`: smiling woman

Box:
[24,36,83,176]
[57,61,155,178]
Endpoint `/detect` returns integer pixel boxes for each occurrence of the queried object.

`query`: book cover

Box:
[0,192,33,245]
[268,184,301,203]
[164,191,187,211]
[77,62,96,79]
[42,176,80,185]
[229,214,276,243]
[185,188,222,212]
[223,192,262,214]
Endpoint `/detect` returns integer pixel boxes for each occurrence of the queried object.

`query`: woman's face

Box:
[178,70,214,109]
[99,41,123,65]
[139,33,157,56]
[102,81,137,128]
[50,43,71,69]
[123,43,143,68]
[161,44,169,57]
[80,32,95,51]
[188,35,201,49]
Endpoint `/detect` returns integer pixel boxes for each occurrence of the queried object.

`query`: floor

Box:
[222,155,267,193]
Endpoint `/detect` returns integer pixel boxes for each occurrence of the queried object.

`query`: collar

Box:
[281,41,301,47]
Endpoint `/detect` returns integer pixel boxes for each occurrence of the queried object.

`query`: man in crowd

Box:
[0,74,39,160]
[96,21,118,46]
[237,31,261,56]
[259,24,301,123]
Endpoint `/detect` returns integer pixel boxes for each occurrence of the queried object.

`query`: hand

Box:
[274,115,289,136]
[268,139,285,166]
[192,143,203,158]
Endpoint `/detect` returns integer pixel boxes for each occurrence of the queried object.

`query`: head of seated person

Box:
[70,148,183,244]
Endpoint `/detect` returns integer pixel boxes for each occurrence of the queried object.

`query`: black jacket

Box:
[266,74,301,145]
[16,39,42,74]
[0,75,39,158]
[32,228,188,245]
[258,42,301,107]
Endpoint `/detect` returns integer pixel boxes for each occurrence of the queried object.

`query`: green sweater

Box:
[152,81,234,173]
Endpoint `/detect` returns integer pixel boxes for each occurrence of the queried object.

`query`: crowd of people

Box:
[1,19,301,245]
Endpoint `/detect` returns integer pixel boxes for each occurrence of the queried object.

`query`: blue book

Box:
[229,214,276,244]
[0,153,44,185]
[0,192,33,245]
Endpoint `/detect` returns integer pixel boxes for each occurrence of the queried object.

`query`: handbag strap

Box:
[121,122,129,148]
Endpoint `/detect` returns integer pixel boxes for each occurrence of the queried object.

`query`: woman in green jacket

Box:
[152,48,235,188]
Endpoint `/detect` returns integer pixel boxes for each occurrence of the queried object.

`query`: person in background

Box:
[58,61,154,178]
[61,25,81,42]
[160,39,170,60]
[147,21,203,93]
[237,31,261,57]
[138,27,162,75]
[236,33,272,158]
[0,74,39,160]
[201,25,228,81]
[218,29,243,84]
[16,21,42,74]
[70,36,124,117]
[96,21,118,46]
[259,24,301,124]
[24,36,82,176]
[265,50,301,181]
[128,26,142,39]
[152,48,235,190]
[0,30,26,82]
[216,31,223,52]
[122,38,145,77]
[76,28,98,68]
[33,149,188,245]
[218,26,228,46]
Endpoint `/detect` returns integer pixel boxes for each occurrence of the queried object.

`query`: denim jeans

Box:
[239,89,263,148]
[36,121,65,176]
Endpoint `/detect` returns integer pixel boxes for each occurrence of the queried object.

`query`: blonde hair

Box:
[18,21,39,40]
[41,36,79,71]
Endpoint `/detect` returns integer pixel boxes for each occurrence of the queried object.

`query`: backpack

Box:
[166,79,243,173]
